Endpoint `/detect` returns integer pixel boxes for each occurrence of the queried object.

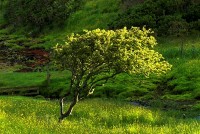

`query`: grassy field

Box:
[0,96,199,134]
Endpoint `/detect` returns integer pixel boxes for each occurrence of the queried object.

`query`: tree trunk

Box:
[59,93,79,122]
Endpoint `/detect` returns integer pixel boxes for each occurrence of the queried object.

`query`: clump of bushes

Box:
[109,0,200,36]
[4,0,82,36]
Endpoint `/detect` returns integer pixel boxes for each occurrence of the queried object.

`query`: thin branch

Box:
[90,72,120,88]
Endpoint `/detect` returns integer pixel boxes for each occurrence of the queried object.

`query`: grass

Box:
[0,0,200,121]
[156,35,200,61]
[0,72,46,88]
[0,71,70,88]
[152,35,200,101]
[0,96,199,134]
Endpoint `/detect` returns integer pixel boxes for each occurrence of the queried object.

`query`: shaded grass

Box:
[0,96,199,134]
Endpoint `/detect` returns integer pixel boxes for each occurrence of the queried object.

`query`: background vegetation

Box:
[109,0,200,36]
[3,0,83,36]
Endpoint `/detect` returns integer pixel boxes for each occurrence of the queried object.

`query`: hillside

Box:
[0,0,200,105]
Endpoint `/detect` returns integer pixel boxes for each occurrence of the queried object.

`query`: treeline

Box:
[109,0,200,36]
[3,0,82,36]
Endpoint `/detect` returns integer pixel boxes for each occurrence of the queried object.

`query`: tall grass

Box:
[0,96,199,134]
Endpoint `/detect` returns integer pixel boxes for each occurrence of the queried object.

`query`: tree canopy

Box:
[53,27,172,121]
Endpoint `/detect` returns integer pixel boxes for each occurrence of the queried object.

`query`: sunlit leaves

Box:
[53,27,172,103]
[54,27,171,77]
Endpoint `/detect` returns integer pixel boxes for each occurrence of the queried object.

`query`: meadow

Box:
[0,0,200,133]
[0,96,199,134]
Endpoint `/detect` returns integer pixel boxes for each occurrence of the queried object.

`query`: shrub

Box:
[4,0,82,35]
[157,15,188,36]
[109,0,199,36]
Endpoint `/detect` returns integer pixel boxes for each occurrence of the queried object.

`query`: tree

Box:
[53,27,172,122]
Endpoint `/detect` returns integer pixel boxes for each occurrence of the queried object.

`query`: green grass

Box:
[152,35,200,101]
[0,96,199,134]
[0,72,46,88]
[0,71,70,88]
[156,35,200,61]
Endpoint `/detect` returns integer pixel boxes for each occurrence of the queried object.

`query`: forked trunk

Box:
[59,93,79,122]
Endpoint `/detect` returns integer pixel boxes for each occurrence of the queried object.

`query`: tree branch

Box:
[90,72,120,88]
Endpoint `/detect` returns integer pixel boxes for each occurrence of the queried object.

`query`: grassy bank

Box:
[0,96,199,134]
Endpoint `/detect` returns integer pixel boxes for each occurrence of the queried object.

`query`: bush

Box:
[157,15,188,36]
[109,0,199,36]
[183,3,200,23]
[4,0,82,35]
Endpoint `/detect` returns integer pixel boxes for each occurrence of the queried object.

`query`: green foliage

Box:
[54,27,171,120]
[109,0,200,36]
[54,27,171,99]
[93,73,157,99]
[4,0,82,35]
[183,3,200,23]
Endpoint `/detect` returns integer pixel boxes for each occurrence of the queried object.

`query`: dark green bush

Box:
[183,3,200,22]
[4,0,82,35]
[157,15,188,36]
[109,0,199,36]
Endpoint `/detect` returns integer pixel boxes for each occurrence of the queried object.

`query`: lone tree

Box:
[53,27,172,121]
